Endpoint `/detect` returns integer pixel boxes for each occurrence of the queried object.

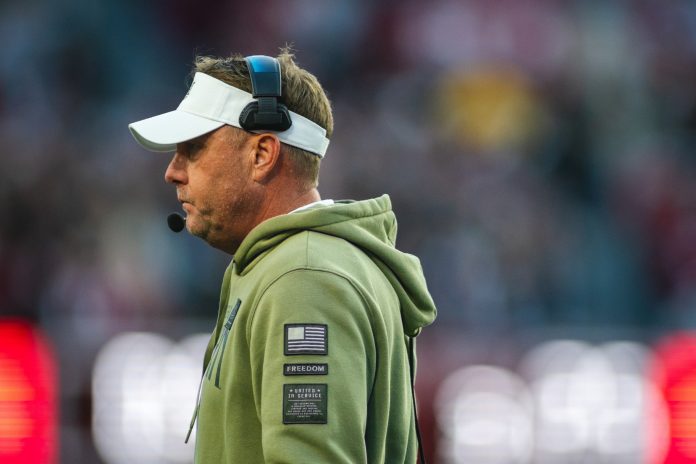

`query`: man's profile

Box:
[128,49,436,463]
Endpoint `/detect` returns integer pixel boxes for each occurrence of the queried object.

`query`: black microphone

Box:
[167,213,186,233]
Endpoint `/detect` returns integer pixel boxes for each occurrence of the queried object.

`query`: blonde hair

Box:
[193,48,332,189]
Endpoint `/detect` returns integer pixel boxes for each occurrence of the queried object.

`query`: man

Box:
[128,50,436,463]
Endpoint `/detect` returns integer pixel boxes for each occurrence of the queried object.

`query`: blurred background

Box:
[1,0,696,462]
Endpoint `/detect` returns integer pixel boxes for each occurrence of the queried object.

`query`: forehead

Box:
[205,125,248,147]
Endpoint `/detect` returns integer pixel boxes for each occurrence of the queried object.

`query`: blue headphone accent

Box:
[239,55,292,131]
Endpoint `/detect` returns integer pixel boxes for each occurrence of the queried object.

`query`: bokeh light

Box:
[92,332,208,464]
[652,334,696,464]
[434,340,672,463]
[0,320,58,464]
[435,365,533,463]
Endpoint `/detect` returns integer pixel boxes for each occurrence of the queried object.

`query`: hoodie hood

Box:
[234,195,436,336]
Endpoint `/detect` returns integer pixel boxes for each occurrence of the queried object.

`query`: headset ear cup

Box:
[276,103,292,130]
[239,102,258,131]
[240,101,292,131]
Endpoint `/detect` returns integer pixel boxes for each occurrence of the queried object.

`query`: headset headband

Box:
[239,55,292,132]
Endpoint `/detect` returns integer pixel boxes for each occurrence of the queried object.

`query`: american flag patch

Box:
[284,324,328,356]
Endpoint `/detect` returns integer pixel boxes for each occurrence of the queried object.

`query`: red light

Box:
[652,333,696,464]
[0,320,58,464]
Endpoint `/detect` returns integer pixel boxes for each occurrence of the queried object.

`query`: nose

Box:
[164,152,188,185]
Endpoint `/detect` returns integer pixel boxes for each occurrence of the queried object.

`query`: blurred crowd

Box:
[1,0,696,461]
[3,0,694,331]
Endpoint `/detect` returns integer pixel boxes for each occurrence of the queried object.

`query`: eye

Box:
[183,141,204,159]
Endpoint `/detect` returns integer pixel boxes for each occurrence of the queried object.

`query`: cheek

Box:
[189,164,232,209]
[209,173,248,215]
[195,150,253,217]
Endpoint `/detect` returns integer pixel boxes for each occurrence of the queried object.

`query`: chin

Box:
[185,217,206,238]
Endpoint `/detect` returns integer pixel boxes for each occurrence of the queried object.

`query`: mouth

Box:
[181,201,194,214]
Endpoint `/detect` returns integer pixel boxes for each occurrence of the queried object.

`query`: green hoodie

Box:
[192,195,436,463]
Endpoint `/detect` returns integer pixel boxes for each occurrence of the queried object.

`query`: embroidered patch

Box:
[283,384,328,424]
[284,324,328,356]
[284,363,328,376]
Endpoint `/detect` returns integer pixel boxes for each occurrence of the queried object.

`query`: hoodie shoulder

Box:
[236,196,436,336]
[250,229,383,285]
[304,231,385,277]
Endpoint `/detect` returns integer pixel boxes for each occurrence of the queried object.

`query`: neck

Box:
[286,189,322,213]
[258,188,321,221]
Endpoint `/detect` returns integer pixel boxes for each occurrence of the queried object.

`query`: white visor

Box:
[128,72,330,157]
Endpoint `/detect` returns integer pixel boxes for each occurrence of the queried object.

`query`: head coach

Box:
[128,49,437,463]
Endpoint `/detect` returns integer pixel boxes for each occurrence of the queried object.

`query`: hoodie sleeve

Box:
[247,269,375,464]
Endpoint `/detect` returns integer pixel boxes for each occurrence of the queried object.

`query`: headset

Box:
[239,55,293,132]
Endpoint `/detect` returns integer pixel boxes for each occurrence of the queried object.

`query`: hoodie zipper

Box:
[186,298,242,444]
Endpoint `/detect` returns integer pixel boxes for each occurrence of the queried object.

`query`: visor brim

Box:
[128,110,225,152]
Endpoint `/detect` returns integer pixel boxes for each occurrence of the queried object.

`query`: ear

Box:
[250,133,282,183]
